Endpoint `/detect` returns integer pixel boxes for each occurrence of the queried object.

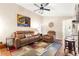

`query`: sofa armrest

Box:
[14,38,21,49]
[15,38,20,40]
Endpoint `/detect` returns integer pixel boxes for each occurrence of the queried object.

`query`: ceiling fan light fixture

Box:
[34,3,51,14]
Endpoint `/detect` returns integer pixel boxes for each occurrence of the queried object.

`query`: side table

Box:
[6,37,16,52]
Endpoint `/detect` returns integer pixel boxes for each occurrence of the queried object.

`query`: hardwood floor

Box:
[0,48,11,56]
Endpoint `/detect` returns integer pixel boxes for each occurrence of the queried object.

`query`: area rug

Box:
[11,40,62,56]
[22,41,62,56]
[41,42,62,56]
[11,41,49,56]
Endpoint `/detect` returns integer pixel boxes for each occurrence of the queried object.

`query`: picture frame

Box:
[17,14,31,27]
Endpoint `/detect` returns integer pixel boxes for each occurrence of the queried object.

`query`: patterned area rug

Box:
[41,42,62,56]
[11,40,62,56]
[11,41,49,56]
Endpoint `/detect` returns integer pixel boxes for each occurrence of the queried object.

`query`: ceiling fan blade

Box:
[44,3,49,7]
[34,9,40,12]
[34,4,40,8]
[43,8,50,11]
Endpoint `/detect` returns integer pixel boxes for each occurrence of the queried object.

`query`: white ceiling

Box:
[17,3,76,16]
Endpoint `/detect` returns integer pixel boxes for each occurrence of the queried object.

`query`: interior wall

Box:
[42,16,74,40]
[0,3,43,43]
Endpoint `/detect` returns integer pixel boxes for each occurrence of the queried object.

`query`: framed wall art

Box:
[17,14,31,27]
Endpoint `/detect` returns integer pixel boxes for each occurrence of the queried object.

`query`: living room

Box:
[0,3,78,56]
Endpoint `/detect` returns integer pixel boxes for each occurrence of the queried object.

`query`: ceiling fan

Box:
[34,3,50,14]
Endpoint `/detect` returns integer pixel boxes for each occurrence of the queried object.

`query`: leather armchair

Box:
[42,31,56,43]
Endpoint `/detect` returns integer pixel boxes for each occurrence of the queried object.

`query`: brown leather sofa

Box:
[42,31,56,43]
[12,31,40,49]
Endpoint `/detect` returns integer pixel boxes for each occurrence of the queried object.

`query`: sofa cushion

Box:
[16,31,26,34]
[25,34,32,38]
[16,34,25,39]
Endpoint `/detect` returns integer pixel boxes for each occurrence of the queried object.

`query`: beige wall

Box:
[0,3,43,43]
[42,16,74,40]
